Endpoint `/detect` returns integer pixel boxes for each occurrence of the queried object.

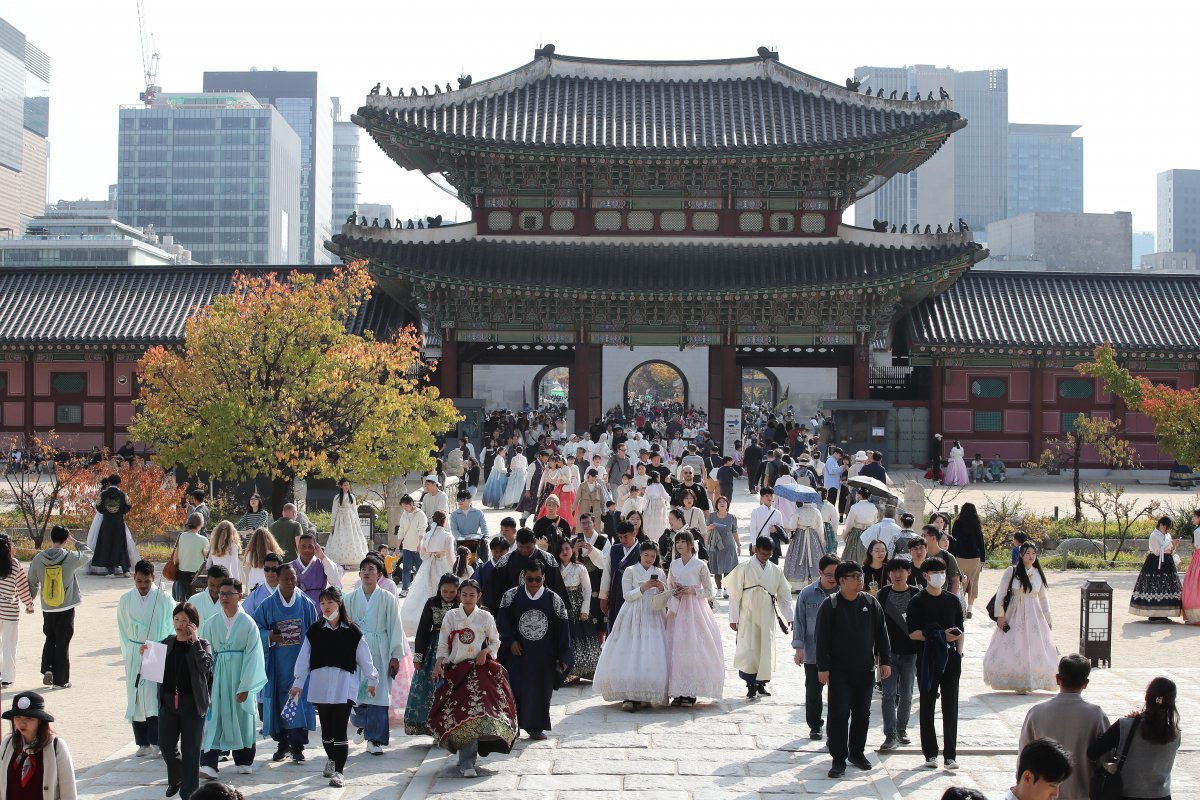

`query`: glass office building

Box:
[116,93,300,265]
[0,16,50,235]
[1007,124,1083,218]
[332,98,361,228]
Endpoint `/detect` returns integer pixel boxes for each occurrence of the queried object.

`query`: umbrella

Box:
[846,475,899,500]
[771,482,821,505]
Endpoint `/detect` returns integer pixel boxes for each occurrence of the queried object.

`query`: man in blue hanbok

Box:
[199,578,267,777]
[251,561,318,763]
[345,554,409,755]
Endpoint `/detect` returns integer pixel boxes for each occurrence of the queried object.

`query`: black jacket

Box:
[814,591,892,673]
[159,636,214,717]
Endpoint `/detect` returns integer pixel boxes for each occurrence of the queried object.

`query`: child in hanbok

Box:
[593,540,669,711]
[400,511,454,635]
[982,543,1059,693]
[482,453,510,509]
[404,576,459,736]
[664,530,724,706]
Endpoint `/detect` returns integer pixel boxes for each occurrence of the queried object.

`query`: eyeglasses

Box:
[262,567,279,574]
[218,591,240,598]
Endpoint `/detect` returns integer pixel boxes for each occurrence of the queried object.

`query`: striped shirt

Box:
[0,559,33,621]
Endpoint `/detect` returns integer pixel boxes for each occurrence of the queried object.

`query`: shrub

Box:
[58,459,188,539]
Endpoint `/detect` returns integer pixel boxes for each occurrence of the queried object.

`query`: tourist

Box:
[394,495,427,597]
[1011,531,1029,566]
[727,536,795,698]
[250,562,318,763]
[400,511,454,633]
[749,487,787,563]
[556,539,599,682]
[906,557,965,770]
[292,533,345,607]
[482,448,510,509]
[892,513,918,558]
[502,451,529,509]
[859,503,903,558]
[818,488,839,553]
[861,541,889,596]
[497,562,573,739]
[186,490,211,533]
[949,503,986,618]
[859,451,888,484]
[93,474,133,577]
[983,543,1058,694]
[199,578,267,777]
[625,509,647,542]
[942,440,969,486]
[744,438,764,493]
[1142,513,1186,621]
[597,522,642,633]
[0,691,76,800]
[154,602,212,800]
[706,496,739,597]
[593,540,669,711]
[0,533,33,686]
[243,526,284,590]
[1180,510,1200,623]
[604,443,632,499]
[428,579,517,778]
[841,488,880,566]
[923,525,962,595]
[816,560,891,778]
[323,479,365,568]
[658,509,707,573]
[290,587,378,789]
[970,453,986,483]
[673,466,709,512]
[451,490,489,551]
[172,514,210,603]
[573,513,608,636]
[576,468,607,523]
[985,454,1007,482]
[404,576,459,736]
[715,456,738,505]
[642,474,671,541]
[676,488,706,532]
[118,560,174,756]
[475,536,509,599]
[187,565,230,624]
[1009,739,1073,800]
[232,494,270,534]
[517,453,548,527]
[793,555,840,740]
[1087,676,1180,800]
[267,504,303,563]
[206,521,243,585]
[531,495,571,553]
[27,526,92,689]
[421,475,450,524]
[664,529,724,707]
[241,549,277,626]
[1019,654,1110,800]
[482,527,567,611]
[621,484,646,518]
[876,558,919,751]
[823,447,844,516]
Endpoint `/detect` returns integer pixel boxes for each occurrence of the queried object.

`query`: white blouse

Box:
[622,561,666,603]
[667,555,714,599]
[435,606,500,664]
[560,561,592,608]
[420,525,453,560]
[292,621,379,703]
[994,566,1053,626]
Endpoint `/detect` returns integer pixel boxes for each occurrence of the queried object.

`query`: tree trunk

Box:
[269,475,292,520]
[1072,440,1083,523]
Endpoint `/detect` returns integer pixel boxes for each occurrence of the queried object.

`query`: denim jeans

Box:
[400,549,423,591]
[881,652,917,738]
[352,703,390,746]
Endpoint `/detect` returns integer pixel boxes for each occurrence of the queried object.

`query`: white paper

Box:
[140,641,168,684]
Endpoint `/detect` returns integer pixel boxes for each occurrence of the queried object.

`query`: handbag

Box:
[985,572,1016,622]
[1091,716,1140,800]
[162,540,179,581]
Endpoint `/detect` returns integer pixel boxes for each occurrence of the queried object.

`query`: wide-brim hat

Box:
[2,691,53,722]
[854,450,868,462]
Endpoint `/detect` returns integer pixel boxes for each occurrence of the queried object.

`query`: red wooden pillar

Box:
[852,341,870,400]
[930,360,944,447]
[721,345,738,412]
[1030,360,1044,460]
[438,331,458,398]
[23,352,34,440]
[104,352,116,453]
[571,343,591,427]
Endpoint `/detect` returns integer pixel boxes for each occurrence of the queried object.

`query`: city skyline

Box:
[6,1,1199,234]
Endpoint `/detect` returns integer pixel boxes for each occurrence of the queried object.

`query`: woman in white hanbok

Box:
[664,530,724,706]
[500,451,527,508]
[593,541,669,710]
[401,511,455,635]
[784,501,825,584]
[642,475,670,542]
[325,479,368,567]
[982,543,1059,693]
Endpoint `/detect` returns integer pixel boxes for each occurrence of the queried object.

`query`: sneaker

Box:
[722,590,729,599]
[322,760,334,778]
[272,745,290,762]
[944,759,960,770]
[236,765,253,775]
[290,746,306,763]
[135,745,153,758]
[461,768,478,778]
[152,746,161,757]
[923,757,938,769]
[809,728,824,740]
[42,670,53,686]
[354,728,365,745]
[366,741,383,755]
[848,755,872,771]
[897,731,911,745]
[199,766,218,779]
[877,737,898,752]
[965,610,973,620]
[54,683,71,689]
[621,700,636,712]
[329,772,345,788]
[399,589,408,598]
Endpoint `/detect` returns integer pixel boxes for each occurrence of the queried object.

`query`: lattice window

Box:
[800,213,825,234]
[487,211,513,231]
[1058,379,1093,400]
[1062,412,1085,433]
[628,210,654,231]
[770,213,795,233]
[660,211,686,232]
[595,211,622,231]
[51,373,86,394]
[970,378,1007,399]
[519,211,544,231]
[692,212,719,232]
[974,411,1002,432]
[550,211,575,231]
[739,212,764,233]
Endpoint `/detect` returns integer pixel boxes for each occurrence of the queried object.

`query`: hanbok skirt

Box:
[404,637,440,736]
[823,522,837,554]
[707,528,739,577]
[593,596,669,704]
[1132,553,1183,618]
[643,498,669,543]
[665,594,725,700]
[943,458,970,487]
[428,658,517,757]
[482,469,510,509]
[564,585,602,683]
[401,554,454,634]
[981,593,1059,692]
[539,485,578,528]
[500,466,527,507]
[841,527,869,567]
[515,483,543,516]
[784,526,824,583]
[325,504,368,567]
[387,653,417,727]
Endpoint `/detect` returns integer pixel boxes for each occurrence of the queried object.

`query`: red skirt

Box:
[428,658,518,756]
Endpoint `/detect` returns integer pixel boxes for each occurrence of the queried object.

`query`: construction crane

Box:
[136,0,161,106]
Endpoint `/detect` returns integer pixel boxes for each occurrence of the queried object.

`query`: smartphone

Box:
[946,627,962,636]
[650,573,660,582]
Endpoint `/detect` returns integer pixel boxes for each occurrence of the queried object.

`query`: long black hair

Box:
[1139,676,1180,744]
[0,534,12,578]
[638,539,662,568]
[336,478,354,506]
[317,586,358,632]
[1013,542,1048,593]
[952,503,982,539]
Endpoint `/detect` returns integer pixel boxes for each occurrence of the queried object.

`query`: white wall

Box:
[471,363,544,410]
[766,367,839,417]
[601,346,710,414]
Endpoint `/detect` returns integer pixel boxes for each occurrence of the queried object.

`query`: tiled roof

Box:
[331,234,984,293]
[358,53,962,154]
[0,267,406,348]
[906,272,1200,352]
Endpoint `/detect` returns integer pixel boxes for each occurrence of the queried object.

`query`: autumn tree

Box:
[1080,344,1200,469]
[58,459,188,539]
[129,262,460,517]
[1036,415,1139,523]
[1,432,80,549]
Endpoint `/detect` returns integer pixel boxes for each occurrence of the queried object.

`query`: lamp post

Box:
[1079,579,1113,668]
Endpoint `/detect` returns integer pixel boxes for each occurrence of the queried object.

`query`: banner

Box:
[723,408,742,457]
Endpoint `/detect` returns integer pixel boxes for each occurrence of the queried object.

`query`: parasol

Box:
[771,482,821,505]
[846,475,899,500]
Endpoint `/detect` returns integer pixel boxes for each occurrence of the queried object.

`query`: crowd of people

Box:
[0,403,1187,800]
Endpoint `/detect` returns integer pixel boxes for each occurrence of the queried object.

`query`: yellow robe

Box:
[726,557,794,681]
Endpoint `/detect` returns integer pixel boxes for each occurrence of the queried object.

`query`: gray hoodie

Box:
[28,541,92,612]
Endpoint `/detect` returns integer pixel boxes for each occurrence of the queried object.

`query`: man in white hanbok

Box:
[118,561,174,756]
[726,536,794,698]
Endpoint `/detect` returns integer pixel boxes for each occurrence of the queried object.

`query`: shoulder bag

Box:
[1091,716,1141,800]
[985,570,1016,623]
[162,538,179,581]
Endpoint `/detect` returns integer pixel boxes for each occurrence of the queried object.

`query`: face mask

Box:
[927,574,947,589]
[323,611,339,624]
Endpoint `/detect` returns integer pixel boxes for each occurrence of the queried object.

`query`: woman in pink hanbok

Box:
[982,542,1059,693]
[664,529,725,706]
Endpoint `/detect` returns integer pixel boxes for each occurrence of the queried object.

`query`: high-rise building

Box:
[1157,169,1200,258]
[1007,124,1083,217]
[1,210,197,267]
[1132,231,1155,268]
[117,92,300,265]
[852,65,1007,232]
[332,98,361,228]
[0,17,49,235]
[203,71,333,264]
[356,202,395,226]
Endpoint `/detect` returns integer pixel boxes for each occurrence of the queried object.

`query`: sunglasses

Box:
[262,567,279,574]
[524,576,544,584]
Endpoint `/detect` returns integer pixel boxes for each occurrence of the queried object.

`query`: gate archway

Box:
[623,360,688,412]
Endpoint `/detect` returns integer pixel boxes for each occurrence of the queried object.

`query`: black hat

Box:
[2,691,53,722]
